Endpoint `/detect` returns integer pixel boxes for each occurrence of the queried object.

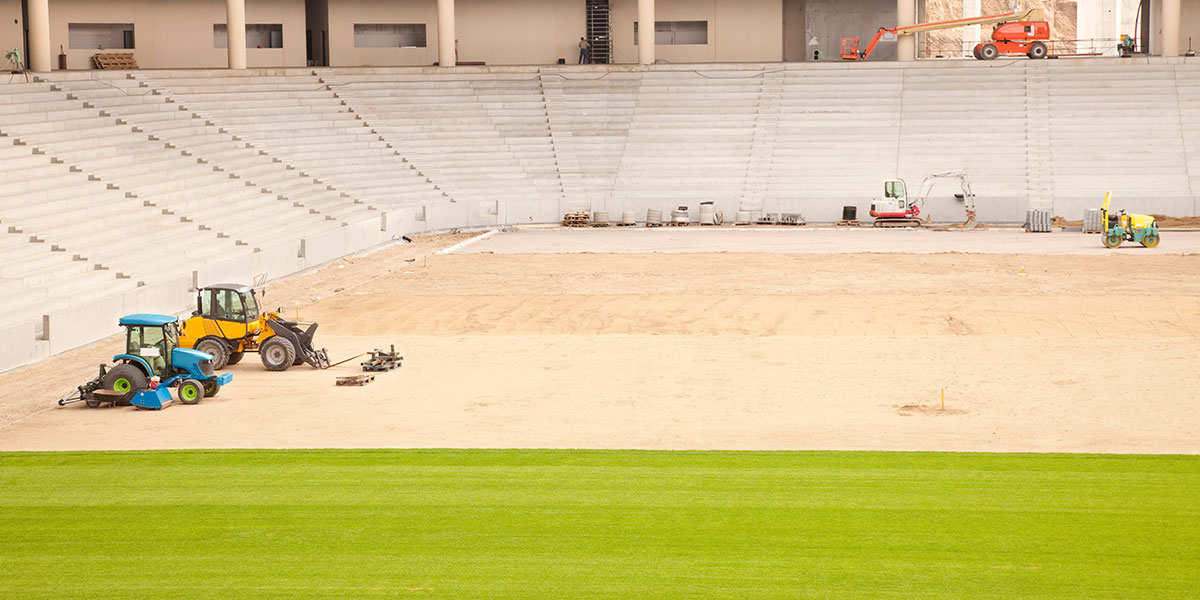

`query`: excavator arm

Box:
[911,169,977,228]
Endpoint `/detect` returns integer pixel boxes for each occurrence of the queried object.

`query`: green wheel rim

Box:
[181,385,198,402]
[113,378,132,393]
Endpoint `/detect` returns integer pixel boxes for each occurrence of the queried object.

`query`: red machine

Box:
[841,8,1050,61]
[974,21,1050,59]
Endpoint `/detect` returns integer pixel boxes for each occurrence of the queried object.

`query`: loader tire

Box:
[1027,42,1048,59]
[177,379,204,405]
[225,351,244,366]
[261,338,296,372]
[980,44,999,60]
[103,364,147,406]
[197,339,229,370]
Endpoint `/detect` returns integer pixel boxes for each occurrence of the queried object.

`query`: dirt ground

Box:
[2,229,1199,454]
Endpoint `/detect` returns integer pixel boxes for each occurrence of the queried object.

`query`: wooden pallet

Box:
[93,53,138,70]
[591,221,612,227]
[836,219,861,227]
[614,222,637,227]
[562,212,590,227]
[336,375,375,386]
[666,220,689,227]
[644,221,664,228]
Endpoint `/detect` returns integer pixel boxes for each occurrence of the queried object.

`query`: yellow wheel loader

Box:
[179,283,330,371]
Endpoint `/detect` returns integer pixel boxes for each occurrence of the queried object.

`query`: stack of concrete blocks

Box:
[1083,209,1104,234]
[1025,209,1052,233]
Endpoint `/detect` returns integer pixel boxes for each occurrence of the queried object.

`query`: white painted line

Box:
[435,229,500,255]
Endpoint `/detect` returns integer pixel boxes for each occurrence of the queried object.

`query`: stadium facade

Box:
[0,0,1195,72]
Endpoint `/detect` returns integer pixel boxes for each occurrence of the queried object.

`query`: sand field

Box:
[1,228,1198,453]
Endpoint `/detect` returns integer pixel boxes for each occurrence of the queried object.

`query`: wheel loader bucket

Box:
[266,317,332,369]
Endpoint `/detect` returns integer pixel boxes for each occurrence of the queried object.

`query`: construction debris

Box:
[336,375,375,386]
[362,345,403,372]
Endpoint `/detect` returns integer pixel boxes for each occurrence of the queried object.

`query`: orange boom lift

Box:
[841,7,1049,61]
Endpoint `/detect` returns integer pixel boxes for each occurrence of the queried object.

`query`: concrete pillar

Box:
[897,0,916,61]
[27,0,50,72]
[962,0,981,56]
[438,0,456,67]
[638,0,655,65]
[226,0,247,69]
[1163,0,1180,56]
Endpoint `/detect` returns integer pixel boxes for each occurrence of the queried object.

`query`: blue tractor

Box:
[58,314,233,410]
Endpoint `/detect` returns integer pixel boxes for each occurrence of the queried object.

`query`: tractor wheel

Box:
[261,337,296,372]
[1103,231,1124,248]
[1027,42,1048,59]
[177,379,205,405]
[980,44,999,60]
[202,378,221,398]
[102,364,147,406]
[225,351,244,366]
[196,339,229,370]
[1142,231,1160,248]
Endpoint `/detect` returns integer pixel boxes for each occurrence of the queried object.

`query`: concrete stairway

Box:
[130,70,449,217]
[609,67,761,216]
[322,68,560,225]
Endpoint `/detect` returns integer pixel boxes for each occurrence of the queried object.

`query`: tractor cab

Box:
[121,314,179,378]
[118,314,216,381]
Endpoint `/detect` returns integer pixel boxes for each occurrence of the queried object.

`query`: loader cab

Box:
[199,284,260,325]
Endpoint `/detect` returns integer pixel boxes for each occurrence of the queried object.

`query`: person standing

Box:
[578,37,590,64]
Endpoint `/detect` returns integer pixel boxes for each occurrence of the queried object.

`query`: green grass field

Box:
[1,450,1197,599]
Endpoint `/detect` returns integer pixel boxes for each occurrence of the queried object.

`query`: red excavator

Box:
[841,7,1050,61]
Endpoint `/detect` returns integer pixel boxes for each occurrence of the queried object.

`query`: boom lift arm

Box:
[841,7,1045,60]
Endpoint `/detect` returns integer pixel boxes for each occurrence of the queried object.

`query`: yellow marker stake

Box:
[941,388,945,410]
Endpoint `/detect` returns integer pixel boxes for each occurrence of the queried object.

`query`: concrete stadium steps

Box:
[1047,62,1189,202]
[607,70,762,212]
[0,86,347,254]
[0,228,139,330]
[4,59,1200,372]
[322,71,561,217]
[51,79,378,227]
[130,71,449,214]
[1171,64,1200,198]
[0,134,252,285]
[541,70,638,213]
